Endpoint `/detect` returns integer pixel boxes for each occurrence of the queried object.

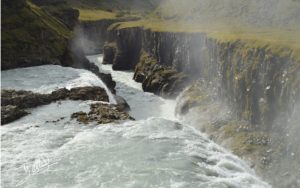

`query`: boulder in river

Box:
[69,87,109,102]
[1,105,29,125]
[71,103,134,124]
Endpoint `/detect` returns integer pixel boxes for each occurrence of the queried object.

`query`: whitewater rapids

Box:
[1,56,270,188]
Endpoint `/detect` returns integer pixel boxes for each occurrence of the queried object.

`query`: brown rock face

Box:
[71,103,134,125]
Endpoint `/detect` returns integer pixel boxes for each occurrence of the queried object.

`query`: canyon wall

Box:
[74,20,120,55]
[98,25,300,186]
[105,26,300,129]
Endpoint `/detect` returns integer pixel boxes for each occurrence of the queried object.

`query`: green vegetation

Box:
[104,0,300,62]
[27,1,71,38]
[2,0,73,68]
[78,9,117,21]
[66,0,159,10]
[109,19,300,62]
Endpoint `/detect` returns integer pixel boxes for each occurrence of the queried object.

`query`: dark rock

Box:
[103,43,117,64]
[1,105,29,125]
[134,72,145,83]
[134,52,188,97]
[51,88,70,100]
[111,27,142,70]
[69,87,109,102]
[2,0,116,93]
[71,111,89,124]
[1,90,52,109]
[115,95,130,111]
[71,103,134,124]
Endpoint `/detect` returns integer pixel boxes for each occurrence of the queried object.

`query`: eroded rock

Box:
[1,90,52,109]
[71,103,134,124]
[1,105,29,125]
[134,52,188,97]
[69,87,109,102]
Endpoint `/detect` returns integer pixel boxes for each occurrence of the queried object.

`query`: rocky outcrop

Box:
[104,27,189,97]
[134,52,188,97]
[68,87,109,101]
[103,43,117,64]
[71,103,134,124]
[1,87,109,125]
[1,105,29,125]
[105,26,143,70]
[106,26,300,129]
[2,90,55,109]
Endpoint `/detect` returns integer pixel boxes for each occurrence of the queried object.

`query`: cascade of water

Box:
[1,58,270,188]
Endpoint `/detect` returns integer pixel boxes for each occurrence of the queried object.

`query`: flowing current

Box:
[1,55,270,188]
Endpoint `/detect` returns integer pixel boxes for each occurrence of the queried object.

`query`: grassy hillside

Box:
[109,0,300,61]
[66,0,160,10]
[66,0,161,22]
[1,0,73,69]
[154,0,300,29]
[78,9,117,21]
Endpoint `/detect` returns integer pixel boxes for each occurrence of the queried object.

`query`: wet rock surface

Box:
[2,90,53,109]
[1,105,29,125]
[103,43,117,65]
[108,27,142,70]
[68,87,109,101]
[71,103,134,124]
[1,86,110,125]
[134,52,188,97]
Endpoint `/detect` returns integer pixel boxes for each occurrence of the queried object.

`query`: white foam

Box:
[1,65,116,103]
[1,117,270,188]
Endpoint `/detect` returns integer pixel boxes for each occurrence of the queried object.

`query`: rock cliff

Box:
[105,26,300,129]
[102,24,300,186]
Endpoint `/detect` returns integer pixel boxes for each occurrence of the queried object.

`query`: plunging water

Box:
[1,56,270,188]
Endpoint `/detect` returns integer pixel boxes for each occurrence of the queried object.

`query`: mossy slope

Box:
[2,0,72,69]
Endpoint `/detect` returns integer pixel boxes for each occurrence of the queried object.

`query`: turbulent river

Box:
[1,55,270,188]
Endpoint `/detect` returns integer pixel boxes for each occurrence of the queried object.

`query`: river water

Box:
[1,55,270,188]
